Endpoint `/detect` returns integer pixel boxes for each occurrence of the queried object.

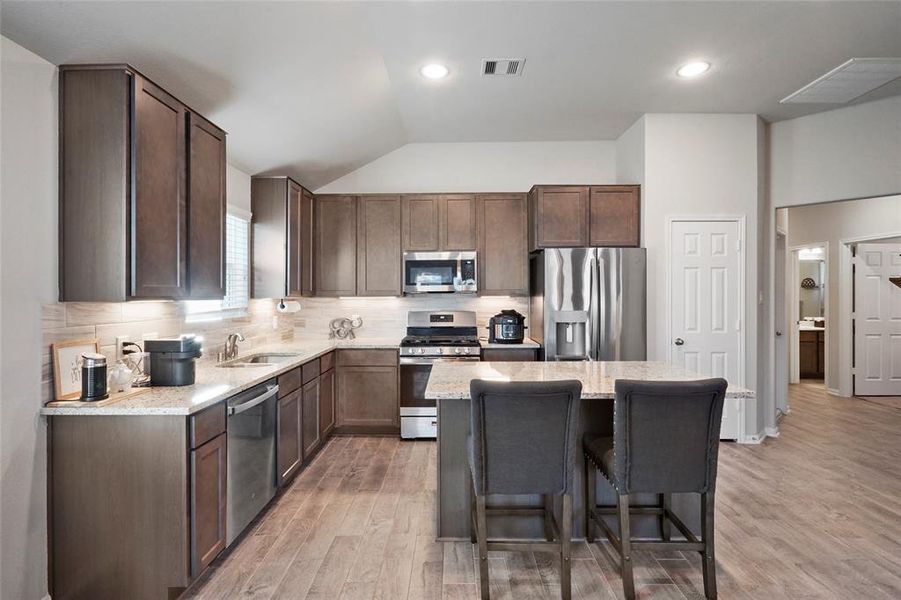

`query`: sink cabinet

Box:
[799,329,826,378]
[58,64,226,302]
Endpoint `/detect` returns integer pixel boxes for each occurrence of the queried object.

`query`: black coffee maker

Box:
[488,310,527,344]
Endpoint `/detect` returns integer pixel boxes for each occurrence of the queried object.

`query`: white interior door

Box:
[670,220,743,386]
[775,232,789,414]
[854,243,901,395]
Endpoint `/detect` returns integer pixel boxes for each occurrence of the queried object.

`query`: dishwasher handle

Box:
[228,384,279,416]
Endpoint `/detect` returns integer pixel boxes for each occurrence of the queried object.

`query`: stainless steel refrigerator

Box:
[529,248,646,361]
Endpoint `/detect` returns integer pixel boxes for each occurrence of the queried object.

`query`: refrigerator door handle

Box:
[588,250,599,361]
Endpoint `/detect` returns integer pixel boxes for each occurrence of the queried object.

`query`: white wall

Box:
[642,113,764,437]
[314,141,616,193]
[226,162,252,213]
[786,194,901,392]
[1,36,57,600]
[769,95,901,208]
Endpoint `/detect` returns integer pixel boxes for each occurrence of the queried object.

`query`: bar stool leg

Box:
[659,493,671,541]
[618,493,635,600]
[561,494,573,600]
[584,460,597,543]
[543,494,555,542]
[470,480,477,544]
[475,494,490,600]
[701,491,717,599]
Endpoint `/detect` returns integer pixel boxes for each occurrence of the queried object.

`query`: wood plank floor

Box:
[184,382,901,599]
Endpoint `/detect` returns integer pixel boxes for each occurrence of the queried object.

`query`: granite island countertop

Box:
[478,337,541,349]
[425,361,755,400]
[41,337,401,417]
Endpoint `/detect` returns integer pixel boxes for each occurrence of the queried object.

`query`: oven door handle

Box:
[399,357,482,365]
[228,384,279,416]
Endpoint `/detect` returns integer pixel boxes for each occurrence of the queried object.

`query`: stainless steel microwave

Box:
[402,251,477,294]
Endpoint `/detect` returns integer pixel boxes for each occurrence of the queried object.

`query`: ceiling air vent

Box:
[482,58,525,77]
[781,58,901,104]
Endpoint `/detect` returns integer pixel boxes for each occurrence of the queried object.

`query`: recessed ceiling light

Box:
[677,61,710,78]
[420,64,449,80]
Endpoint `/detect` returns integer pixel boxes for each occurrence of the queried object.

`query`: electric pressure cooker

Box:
[488,310,527,344]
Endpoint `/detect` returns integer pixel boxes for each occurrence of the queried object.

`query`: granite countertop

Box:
[478,337,541,349]
[798,324,825,331]
[41,337,400,417]
[425,361,755,400]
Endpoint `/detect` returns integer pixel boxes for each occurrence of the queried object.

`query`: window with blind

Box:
[184,211,250,319]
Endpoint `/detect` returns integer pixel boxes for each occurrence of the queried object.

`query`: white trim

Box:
[826,386,842,397]
[840,230,901,397]
[764,426,780,438]
[227,205,252,221]
[664,215,747,389]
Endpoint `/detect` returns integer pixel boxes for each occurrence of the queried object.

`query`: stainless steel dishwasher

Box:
[226,380,279,546]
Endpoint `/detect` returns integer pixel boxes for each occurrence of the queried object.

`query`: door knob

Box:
[674,338,685,346]
[775,331,783,337]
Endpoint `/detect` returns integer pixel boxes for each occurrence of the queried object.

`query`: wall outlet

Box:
[115,335,130,362]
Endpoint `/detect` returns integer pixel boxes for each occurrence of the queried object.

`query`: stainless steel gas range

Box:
[399,310,480,439]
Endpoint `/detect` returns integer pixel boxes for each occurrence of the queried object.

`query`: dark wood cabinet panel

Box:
[302,378,321,459]
[589,185,640,247]
[301,189,315,296]
[337,349,398,367]
[189,403,226,449]
[132,75,188,299]
[336,366,399,429]
[402,194,440,251]
[319,368,335,439]
[190,432,227,577]
[440,194,477,250]
[799,329,825,378]
[59,65,226,302]
[277,389,302,485]
[287,180,303,297]
[481,348,538,362]
[530,186,589,249]
[188,113,226,299]
[315,195,357,296]
[478,194,529,296]
[357,195,402,296]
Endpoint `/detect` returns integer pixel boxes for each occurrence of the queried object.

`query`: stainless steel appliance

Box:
[402,251,477,294]
[487,309,527,343]
[226,380,279,546]
[146,335,203,386]
[400,310,481,439]
[529,248,646,361]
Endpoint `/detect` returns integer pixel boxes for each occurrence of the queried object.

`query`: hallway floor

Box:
[184,383,901,599]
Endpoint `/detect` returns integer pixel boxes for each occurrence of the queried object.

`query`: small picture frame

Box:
[51,338,101,401]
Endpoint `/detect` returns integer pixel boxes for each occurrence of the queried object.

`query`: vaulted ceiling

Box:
[3,1,900,188]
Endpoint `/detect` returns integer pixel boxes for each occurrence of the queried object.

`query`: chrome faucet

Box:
[220,333,245,362]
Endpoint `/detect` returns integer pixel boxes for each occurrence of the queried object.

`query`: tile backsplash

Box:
[41,295,529,403]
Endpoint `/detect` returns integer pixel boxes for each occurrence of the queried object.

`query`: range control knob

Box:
[462,347,470,354]
[417,348,425,355]
[454,347,462,354]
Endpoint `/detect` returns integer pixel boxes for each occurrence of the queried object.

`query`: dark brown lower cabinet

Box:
[190,432,227,577]
[319,367,336,440]
[481,347,538,362]
[277,389,302,485]
[799,329,825,378]
[335,350,399,433]
[302,378,321,459]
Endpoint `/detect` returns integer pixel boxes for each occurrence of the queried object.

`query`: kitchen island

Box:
[425,360,755,540]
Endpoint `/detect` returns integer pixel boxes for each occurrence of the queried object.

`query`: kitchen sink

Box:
[217,352,301,367]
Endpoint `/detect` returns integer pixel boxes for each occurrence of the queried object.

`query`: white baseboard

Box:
[826,387,841,397]
[741,430,765,444]
[764,426,780,438]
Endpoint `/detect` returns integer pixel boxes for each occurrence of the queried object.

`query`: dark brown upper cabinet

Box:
[357,195,402,296]
[401,195,440,251]
[251,177,313,299]
[589,185,640,247]
[187,113,227,299]
[529,185,590,250]
[314,195,357,296]
[401,194,477,252]
[58,64,226,302]
[478,194,529,296]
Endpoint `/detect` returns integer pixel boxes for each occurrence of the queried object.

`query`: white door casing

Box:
[853,243,901,396]
[775,232,789,415]
[669,219,743,386]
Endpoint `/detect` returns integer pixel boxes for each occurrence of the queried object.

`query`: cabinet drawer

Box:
[320,351,335,373]
[278,367,302,397]
[337,349,397,367]
[302,359,320,385]
[190,403,226,449]
[482,348,538,362]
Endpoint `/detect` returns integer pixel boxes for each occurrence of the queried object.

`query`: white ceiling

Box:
[3,1,900,189]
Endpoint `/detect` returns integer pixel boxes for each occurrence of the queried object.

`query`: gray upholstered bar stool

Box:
[469,379,582,600]
[583,378,728,600]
